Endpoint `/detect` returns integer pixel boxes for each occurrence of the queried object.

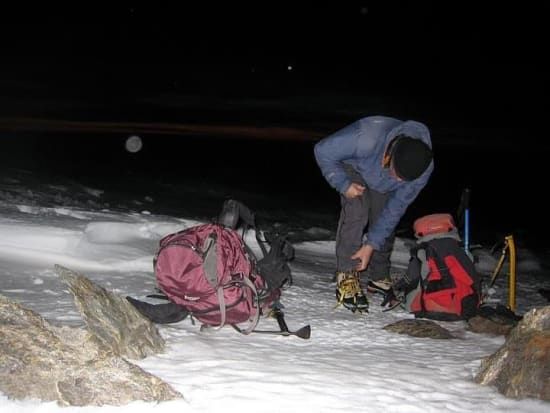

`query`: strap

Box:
[254,228,269,258]
[424,243,452,281]
[218,273,261,333]
[416,247,429,316]
[202,232,218,287]
[414,242,451,316]
[415,242,452,282]
[201,275,260,334]
[416,247,429,281]
[216,285,227,328]
[198,285,228,333]
[233,276,261,334]
[202,228,226,330]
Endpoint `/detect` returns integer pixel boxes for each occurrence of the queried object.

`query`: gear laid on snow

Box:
[127,199,309,338]
[394,213,482,321]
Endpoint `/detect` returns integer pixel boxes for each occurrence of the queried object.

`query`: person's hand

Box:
[351,244,374,272]
[344,183,366,199]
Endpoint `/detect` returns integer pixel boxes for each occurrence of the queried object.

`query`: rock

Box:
[467,315,515,336]
[475,305,550,401]
[55,264,165,359]
[0,294,183,406]
[467,304,522,336]
[383,318,455,339]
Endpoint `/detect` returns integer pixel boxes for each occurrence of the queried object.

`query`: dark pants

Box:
[335,168,395,280]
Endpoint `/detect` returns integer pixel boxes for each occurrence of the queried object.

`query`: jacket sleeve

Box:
[313,121,361,194]
[365,166,432,250]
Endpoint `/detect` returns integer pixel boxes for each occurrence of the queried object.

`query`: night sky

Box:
[2,2,547,118]
[1,2,549,247]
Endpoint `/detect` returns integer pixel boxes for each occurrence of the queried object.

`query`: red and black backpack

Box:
[402,214,482,321]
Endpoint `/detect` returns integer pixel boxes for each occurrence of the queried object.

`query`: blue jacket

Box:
[314,116,434,250]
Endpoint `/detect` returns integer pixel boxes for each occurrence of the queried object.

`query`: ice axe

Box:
[252,308,311,339]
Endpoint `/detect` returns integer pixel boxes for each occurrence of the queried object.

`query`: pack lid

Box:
[413,213,456,238]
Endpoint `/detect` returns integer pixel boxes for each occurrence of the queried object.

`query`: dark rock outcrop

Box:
[475,305,550,401]
[55,264,165,359]
[467,315,515,336]
[0,265,183,406]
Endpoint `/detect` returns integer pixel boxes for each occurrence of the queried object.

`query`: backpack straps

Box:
[195,228,226,331]
[200,225,261,334]
[200,274,261,334]
[229,276,261,335]
[414,242,453,284]
[412,244,429,315]
[412,241,454,316]
[202,232,218,287]
[415,244,429,281]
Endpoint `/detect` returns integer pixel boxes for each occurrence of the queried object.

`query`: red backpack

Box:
[402,214,482,321]
[154,201,291,334]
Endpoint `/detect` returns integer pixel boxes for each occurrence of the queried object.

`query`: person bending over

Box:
[314,115,434,313]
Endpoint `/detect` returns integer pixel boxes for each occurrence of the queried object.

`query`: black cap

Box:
[391,136,433,181]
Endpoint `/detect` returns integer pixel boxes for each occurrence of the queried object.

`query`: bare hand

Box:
[344,183,366,199]
[351,244,374,272]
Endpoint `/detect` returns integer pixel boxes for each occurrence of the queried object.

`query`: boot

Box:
[335,271,369,313]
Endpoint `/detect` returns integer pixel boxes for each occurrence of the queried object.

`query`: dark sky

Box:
[3,3,547,82]
[1,2,548,126]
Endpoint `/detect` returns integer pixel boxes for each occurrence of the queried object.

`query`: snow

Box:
[0,167,549,413]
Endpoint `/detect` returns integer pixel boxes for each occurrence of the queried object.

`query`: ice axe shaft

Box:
[462,188,471,255]
[274,308,311,339]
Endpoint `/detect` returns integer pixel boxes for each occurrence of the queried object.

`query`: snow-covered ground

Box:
[1,166,549,413]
